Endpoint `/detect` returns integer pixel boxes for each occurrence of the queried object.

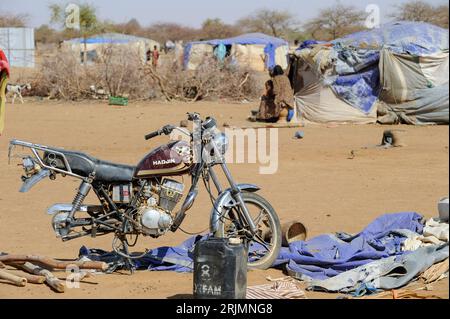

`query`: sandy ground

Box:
[0,99,448,299]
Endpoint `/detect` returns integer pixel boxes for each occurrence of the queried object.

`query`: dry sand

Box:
[0,99,448,299]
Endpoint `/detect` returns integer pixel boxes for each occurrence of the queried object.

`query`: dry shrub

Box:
[30,49,84,99]
[32,47,260,102]
[33,46,154,100]
[94,46,154,99]
[146,58,260,102]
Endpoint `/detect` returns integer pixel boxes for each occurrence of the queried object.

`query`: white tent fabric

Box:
[377,50,449,124]
[292,22,449,125]
[292,57,377,124]
[295,76,377,124]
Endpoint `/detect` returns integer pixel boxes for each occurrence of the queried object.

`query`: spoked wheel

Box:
[215,192,281,270]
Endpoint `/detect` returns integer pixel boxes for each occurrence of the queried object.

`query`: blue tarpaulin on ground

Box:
[278,212,424,280]
[79,212,424,280]
[184,33,288,70]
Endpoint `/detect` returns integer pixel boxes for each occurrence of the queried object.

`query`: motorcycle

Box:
[8,112,281,271]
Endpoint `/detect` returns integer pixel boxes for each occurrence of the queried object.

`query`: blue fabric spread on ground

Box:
[278,212,423,280]
[79,212,424,280]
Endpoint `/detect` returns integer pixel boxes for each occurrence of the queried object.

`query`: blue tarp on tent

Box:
[184,33,289,70]
[66,33,157,45]
[297,21,449,118]
[334,21,449,56]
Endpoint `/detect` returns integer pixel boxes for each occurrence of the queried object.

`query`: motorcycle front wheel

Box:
[214,192,282,270]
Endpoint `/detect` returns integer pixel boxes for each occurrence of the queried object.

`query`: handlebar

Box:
[144,125,176,140]
[144,113,213,141]
[144,130,161,140]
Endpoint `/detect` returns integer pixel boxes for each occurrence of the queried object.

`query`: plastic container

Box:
[438,197,449,222]
[109,96,128,106]
[193,237,247,299]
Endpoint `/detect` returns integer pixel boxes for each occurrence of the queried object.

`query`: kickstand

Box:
[110,236,136,275]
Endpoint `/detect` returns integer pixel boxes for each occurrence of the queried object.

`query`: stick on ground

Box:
[0,269,27,287]
[0,254,107,271]
[15,262,65,293]
[9,264,46,284]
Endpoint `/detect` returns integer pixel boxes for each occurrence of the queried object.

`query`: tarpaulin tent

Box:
[290,21,449,124]
[184,33,289,71]
[63,33,160,64]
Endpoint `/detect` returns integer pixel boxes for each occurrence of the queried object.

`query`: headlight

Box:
[212,132,229,155]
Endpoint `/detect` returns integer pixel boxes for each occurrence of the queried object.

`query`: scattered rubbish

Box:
[438,197,449,222]
[420,258,449,283]
[294,131,305,139]
[347,150,356,159]
[193,237,247,299]
[247,280,307,299]
[381,130,407,147]
[281,220,307,247]
[223,122,230,127]
[364,289,443,299]
[109,96,129,106]
[402,217,449,251]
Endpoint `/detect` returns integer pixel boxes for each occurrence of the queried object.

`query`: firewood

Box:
[8,264,46,284]
[16,262,65,293]
[0,254,108,271]
[0,269,27,287]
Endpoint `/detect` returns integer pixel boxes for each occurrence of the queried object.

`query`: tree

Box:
[144,23,200,43]
[237,9,298,38]
[0,13,28,27]
[111,18,144,36]
[200,18,238,39]
[303,2,366,40]
[49,2,99,64]
[35,25,60,44]
[390,0,449,28]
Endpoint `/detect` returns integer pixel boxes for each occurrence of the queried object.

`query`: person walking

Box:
[152,45,160,67]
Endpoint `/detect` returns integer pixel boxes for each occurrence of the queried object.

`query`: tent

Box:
[184,33,289,71]
[290,22,449,124]
[63,33,160,64]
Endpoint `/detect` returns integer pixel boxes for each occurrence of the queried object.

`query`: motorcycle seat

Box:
[43,148,135,183]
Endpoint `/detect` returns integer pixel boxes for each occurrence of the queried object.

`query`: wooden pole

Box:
[15,262,65,293]
[9,264,46,284]
[0,254,108,271]
[0,269,27,287]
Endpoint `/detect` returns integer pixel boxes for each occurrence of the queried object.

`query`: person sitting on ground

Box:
[249,80,278,123]
[272,64,295,122]
[249,65,294,123]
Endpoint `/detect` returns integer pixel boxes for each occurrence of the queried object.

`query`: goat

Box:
[6,83,31,104]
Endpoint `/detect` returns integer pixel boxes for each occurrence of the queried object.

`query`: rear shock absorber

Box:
[67,181,92,222]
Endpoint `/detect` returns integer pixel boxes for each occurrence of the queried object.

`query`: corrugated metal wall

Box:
[0,27,35,68]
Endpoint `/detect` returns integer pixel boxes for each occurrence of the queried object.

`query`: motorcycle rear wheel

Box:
[214,192,282,270]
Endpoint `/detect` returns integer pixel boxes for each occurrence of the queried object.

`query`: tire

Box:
[215,192,282,270]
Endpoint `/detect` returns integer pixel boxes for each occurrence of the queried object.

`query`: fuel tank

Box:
[134,140,192,178]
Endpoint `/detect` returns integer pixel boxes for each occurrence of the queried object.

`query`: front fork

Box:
[211,163,258,234]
